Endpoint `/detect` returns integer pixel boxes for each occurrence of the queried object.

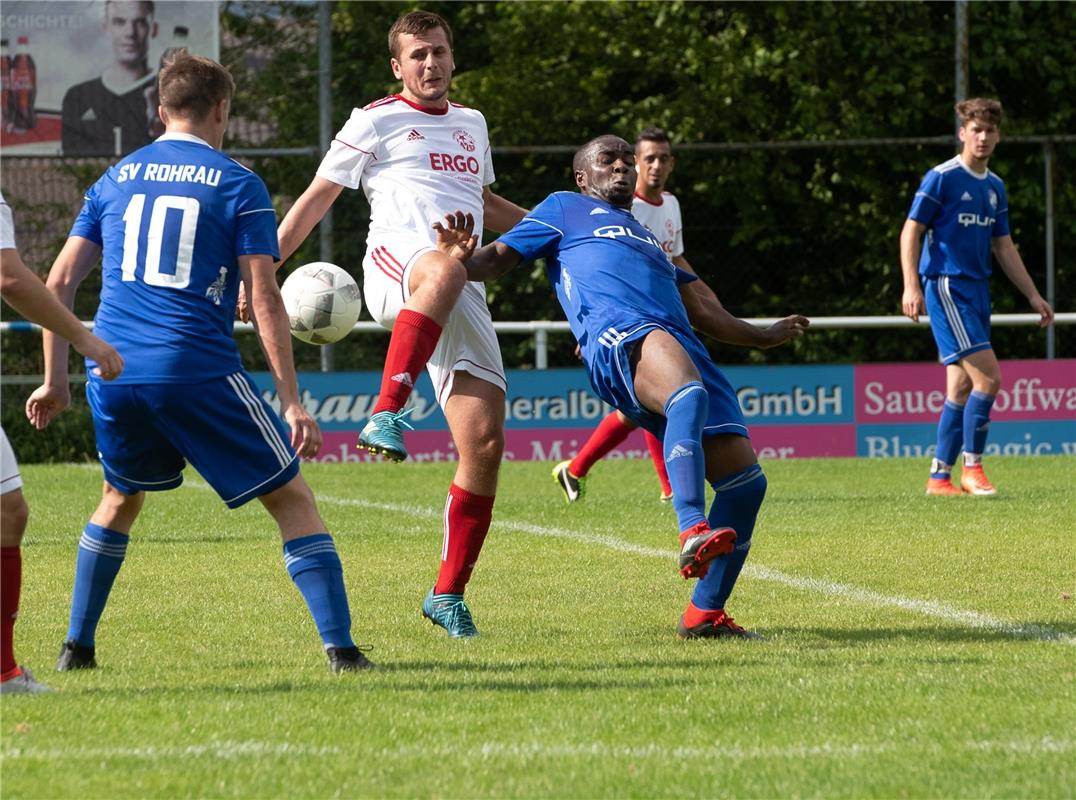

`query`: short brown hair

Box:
[158,50,235,121]
[387,10,453,58]
[956,98,1003,128]
[636,127,671,148]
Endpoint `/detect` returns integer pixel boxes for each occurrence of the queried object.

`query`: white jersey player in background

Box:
[276,10,527,638]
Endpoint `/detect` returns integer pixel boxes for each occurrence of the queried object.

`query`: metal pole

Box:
[954,0,968,135]
[1044,141,1056,359]
[318,1,334,372]
[535,330,548,370]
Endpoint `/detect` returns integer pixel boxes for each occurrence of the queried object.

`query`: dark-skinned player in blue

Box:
[433,135,809,639]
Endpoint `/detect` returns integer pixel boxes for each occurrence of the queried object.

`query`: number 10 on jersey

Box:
[121,193,200,289]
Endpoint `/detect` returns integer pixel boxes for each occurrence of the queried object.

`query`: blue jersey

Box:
[70,132,279,383]
[496,191,699,366]
[907,155,1010,281]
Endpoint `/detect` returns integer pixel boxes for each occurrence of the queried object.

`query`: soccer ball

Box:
[280,262,362,345]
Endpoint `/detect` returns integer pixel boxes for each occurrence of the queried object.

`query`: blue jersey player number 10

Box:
[26,51,375,675]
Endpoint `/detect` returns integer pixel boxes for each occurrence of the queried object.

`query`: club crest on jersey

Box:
[988,190,998,209]
[205,267,228,306]
[453,129,476,152]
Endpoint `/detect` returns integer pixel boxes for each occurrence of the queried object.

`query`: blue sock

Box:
[963,391,995,458]
[663,382,708,532]
[931,400,964,477]
[66,523,129,647]
[284,534,354,649]
[692,465,767,611]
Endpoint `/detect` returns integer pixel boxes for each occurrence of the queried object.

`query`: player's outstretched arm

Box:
[899,218,927,322]
[276,176,345,268]
[675,256,809,349]
[241,253,322,459]
[433,209,523,281]
[1,244,122,380]
[481,186,529,234]
[992,235,1054,327]
[25,237,121,430]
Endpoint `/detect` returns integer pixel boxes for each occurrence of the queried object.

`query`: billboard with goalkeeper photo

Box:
[1,0,219,156]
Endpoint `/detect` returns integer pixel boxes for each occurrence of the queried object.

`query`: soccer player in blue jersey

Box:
[900,98,1054,496]
[433,135,809,639]
[26,52,373,674]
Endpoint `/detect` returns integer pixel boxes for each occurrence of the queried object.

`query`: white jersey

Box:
[631,190,683,258]
[0,190,15,249]
[316,94,495,249]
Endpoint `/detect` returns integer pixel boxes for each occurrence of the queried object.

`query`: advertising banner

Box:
[1,1,219,156]
[250,360,1075,463]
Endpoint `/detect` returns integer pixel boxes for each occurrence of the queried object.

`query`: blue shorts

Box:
[584,321,748,441]
[87,372,299,508]
[924,276,993,365]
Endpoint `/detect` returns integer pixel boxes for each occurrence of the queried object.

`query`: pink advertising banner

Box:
[855,360,1076,423]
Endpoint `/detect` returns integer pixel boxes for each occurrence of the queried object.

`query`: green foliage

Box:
[3,2,1072,460]
[220,0,1073,365]
[0,382,96,462]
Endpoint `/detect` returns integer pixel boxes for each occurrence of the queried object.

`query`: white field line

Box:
[4,736,1072,763]
[2,741,338,761]
[174,480,1076,646]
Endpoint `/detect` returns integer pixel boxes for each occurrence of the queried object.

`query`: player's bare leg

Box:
[956,350,1002,495]
[422,371,505,638]
[258,475,329,542]
[58,484,144,671]
[360,251,469,461]
[631,330,736,579]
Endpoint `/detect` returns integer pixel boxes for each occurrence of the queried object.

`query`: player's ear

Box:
[390,58,403,80]
[574,169,586,191]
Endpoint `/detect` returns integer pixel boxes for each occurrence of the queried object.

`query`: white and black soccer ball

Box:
[280,262,362,345]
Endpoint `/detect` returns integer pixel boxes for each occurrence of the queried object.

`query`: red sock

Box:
[644,430,672,497]
[372,309,443,414]
[1,547,21,677]
[682,600,724,628]
[434,484,495,595]
[570,412,636,477]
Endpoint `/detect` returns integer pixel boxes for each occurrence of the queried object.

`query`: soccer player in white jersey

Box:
[900,98,1053,496]
[276,10,528,638]
[554,128,726,506]
[0,192,124,694]
[26,53,373,675]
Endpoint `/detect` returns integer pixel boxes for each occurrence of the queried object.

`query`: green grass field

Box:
[2,456,1074,799]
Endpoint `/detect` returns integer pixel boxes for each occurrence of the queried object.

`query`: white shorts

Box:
[362,232,506,408]
[1,425,23,495]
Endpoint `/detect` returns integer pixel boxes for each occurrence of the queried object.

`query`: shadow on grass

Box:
[767,624,1076,645]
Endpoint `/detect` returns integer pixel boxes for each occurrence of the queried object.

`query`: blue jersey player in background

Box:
[900,98,1054,497]
[26,52,373,674]
[433,135,809,640]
